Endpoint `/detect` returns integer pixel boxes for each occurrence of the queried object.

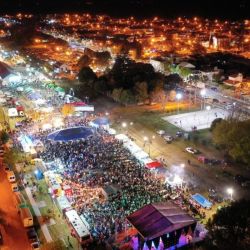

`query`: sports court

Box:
[163,108,229,131]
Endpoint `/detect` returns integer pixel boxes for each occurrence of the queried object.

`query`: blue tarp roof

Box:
[92,117,110,126]
[47,126,94,142]
[27,92,42,100]
[192,193,212,209]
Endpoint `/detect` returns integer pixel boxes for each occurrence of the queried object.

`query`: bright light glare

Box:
[227,188,233,195]
[176,93,182,100]
[200,89,206,96]
[53,118,64,128]
[42,123,52,130]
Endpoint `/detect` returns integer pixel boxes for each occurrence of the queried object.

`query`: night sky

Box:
[0,0,249,19]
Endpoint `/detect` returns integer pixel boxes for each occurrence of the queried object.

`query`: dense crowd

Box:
[37,120,170,241]
[13,116,204,245]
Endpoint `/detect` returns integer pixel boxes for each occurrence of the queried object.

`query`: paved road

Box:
[117,116,250,201]
[187,86,250,116]
[0,166,31,250]
[114,108,249,199]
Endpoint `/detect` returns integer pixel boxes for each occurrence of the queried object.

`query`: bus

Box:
[65,209,91,245]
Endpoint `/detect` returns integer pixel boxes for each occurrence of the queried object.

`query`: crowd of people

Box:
[35,118,178,243]
[12,115,203,247]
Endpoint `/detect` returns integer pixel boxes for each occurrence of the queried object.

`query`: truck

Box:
[19,207,33,228]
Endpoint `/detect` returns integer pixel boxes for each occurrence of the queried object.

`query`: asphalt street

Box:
[0,165,31,250]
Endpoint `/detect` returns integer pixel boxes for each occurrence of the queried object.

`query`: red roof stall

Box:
[146,161,162,169]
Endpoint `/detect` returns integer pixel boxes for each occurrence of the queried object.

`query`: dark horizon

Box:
[0,0,249,20]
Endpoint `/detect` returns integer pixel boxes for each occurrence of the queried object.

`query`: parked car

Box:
[163,135,174,143]
[234,175,249,185]
[241,181,250,188]
[210,87,218,91]
[0,230,3,245]
[4,165,11,172]
[156,130,165,136]
[31,242,40,250]
[11,182,19,192]
[225,103,236,110]
[185,147,198,154]
[26,227,39,243]
[176,131,183,137]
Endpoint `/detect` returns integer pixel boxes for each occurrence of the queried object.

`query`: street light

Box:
[227,188,234,200]
[206,105,211,127]
[176,93,182,113]
[143,136,155,157]
[200,89,206,110]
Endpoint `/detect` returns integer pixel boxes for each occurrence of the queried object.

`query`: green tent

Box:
[46,83,56,89]
[55,86,65,93]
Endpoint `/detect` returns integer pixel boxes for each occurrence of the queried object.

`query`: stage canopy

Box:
[47,126,94,142]
[127,202,196,242]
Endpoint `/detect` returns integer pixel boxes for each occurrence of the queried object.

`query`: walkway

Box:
[25,187,53,242]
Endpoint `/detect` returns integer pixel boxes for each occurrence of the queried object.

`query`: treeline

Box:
[77,57,182,105]
[211,118,250,165]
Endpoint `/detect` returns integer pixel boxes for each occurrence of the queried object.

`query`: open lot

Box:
[163,108,230,131]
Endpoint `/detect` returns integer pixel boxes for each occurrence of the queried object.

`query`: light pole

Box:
[200,89,206,110]
[206,105,211,127]
[176,93,182,114]
[227,188,234,201]
[122,122,127,135]
[143,136,155,157]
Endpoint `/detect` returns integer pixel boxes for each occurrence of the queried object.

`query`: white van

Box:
[20,207,33,228]
[7,171,16,183]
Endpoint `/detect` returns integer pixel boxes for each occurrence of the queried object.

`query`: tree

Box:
[150,87,168,110]
[212,119,250,164]
[134,81,148,103]
[78,66,97,87]
[111,88,123,102]
[95,51,111,67]
[179,67,191,80]
[164,74,182,87]
[0,131,9,144]
[210,118,223,131]
[205,199,250,250]
[120,89,134,105]
[93,77,108,94]
[77,55,91,68]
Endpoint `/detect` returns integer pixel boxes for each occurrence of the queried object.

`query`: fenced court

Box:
[163,108,229,131]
